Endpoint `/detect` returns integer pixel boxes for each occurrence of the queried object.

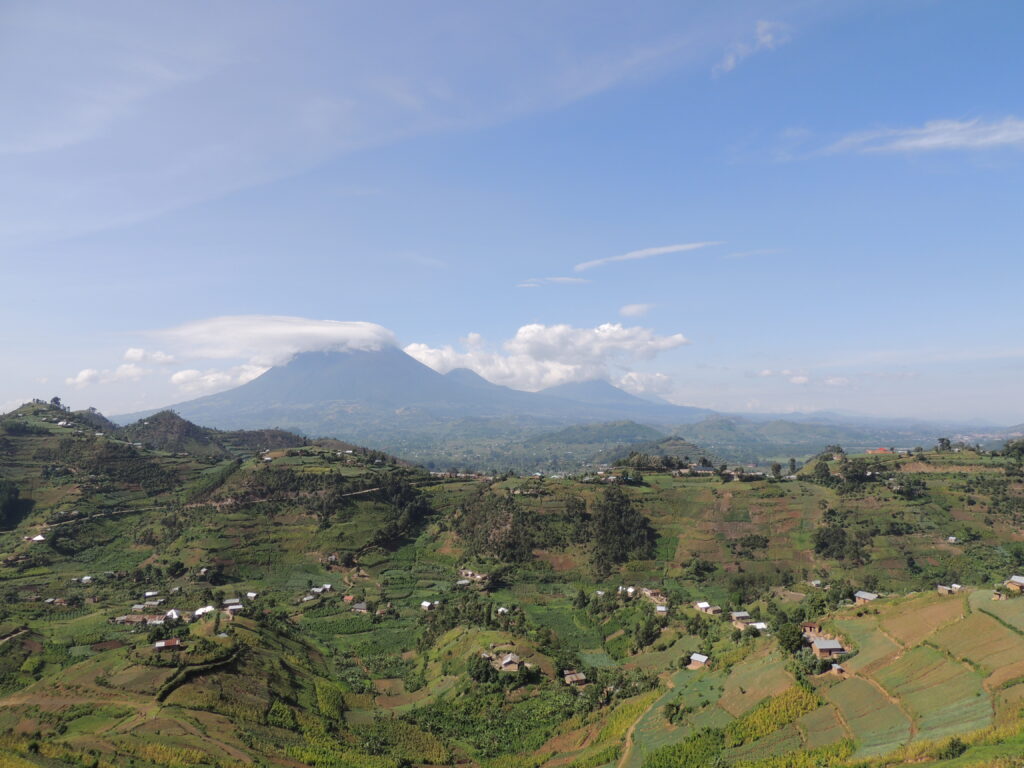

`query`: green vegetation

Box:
[1,402,1024,766]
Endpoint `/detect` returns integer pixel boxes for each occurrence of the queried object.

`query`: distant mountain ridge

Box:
[110,346,1017,470]
[115,346,714,444]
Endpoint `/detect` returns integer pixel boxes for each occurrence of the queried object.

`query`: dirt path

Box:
[617,675,678,768]
[0,629,27,648]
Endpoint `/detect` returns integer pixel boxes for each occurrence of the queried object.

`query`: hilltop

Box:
[2,403,1024,766]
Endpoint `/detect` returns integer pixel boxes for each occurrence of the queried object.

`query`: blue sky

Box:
[2,1,1023,423]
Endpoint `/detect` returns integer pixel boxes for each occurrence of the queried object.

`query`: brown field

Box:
[880,594,964,646]
[932,612,1024,681]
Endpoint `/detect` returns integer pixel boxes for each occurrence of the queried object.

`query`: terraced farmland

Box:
[825,677,912,757]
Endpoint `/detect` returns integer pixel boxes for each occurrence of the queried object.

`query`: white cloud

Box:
[618,371,673,395]
[714,20,791,75]
[757,369,774,377]
[824,376,849,387]
[619,303,653,317]
[124,347,175,364]
[112,363,147,382]
[517,276,589,288]
[65,363,151,388]
[826,117,1024,154]
[789,375,809,385]
[574,242,722,272]
[405,322,688,391]
[170,365,267,395]
[154,315,397,367]
[66,369,100,388]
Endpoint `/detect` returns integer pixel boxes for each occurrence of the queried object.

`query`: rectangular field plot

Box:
[880,594,964,646]
[826,677,911,757]
[833,618,899,673]
[873,646,991,742]
[723,723,803,763]
[795,704,848,749]
[976,596,1024,633]
[932,611,1024,686]
[717,651,795,717]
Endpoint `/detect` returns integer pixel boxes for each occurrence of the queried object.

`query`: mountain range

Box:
[116,346,1018,469]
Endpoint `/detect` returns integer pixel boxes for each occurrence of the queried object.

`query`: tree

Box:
[770,463,782,480]
[50,396,62,408]
[776,623,804,654]
[591,486,655,576]
[789,458,797,475]
[936,437,952,452]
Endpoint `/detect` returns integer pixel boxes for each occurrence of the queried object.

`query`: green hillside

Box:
[2,401,1024,767]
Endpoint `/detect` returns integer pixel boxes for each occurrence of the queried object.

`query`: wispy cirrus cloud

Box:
[574,241,722,272]
[619,303,654,317]
[826,116,1024,154]
[516,276,589,288]
[714,20,791,75]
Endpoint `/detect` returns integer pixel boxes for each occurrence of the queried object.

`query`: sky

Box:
[2,0,1023,424]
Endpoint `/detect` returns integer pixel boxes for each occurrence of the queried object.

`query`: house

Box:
[656,605,668,615]
[246,592,258,600]
[1005,575,1024,592]
[223,597,241,606]
[937,584,955,596]
[497,606,510,615]
[695,601,722,615]
[343,595,355,603]
[811,638,846,658]
[498,653,521,672]
[866,448,892,455]
[455,579,472,587]
[80,575,93,585]
[730,611,751,628]
[947,536,959,544]
[801,622,822,636]
[30,534,45,542]
[321,584,332,592]
[563,670,587,686]
[225,603,244,613]
[194,605,216,617]
[951,583,963,593]
[459,569,488,582]
[749,621,769,631]
[689,653,709,669]
[165,609,182,621]
[830,663,847,677]
[594,590,606,597]
[145,616,165,626]
[143,591,159,598]
[154,638,181,650]
[854,590,879,605]
[352,602,369,614]
[311,586,325,595]
[641,588,668,605]
[131,604,146,612]
[301,595,316,603]
[420,600,435,610]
